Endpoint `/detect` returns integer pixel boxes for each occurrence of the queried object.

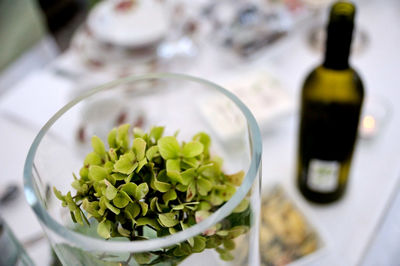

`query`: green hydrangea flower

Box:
[54,124,250,265]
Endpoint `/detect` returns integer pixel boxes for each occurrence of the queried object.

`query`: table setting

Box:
[1,0,400,265]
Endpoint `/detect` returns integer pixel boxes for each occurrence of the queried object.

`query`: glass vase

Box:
[24,73,262,265]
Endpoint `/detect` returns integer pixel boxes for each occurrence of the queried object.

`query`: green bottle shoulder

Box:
[301,65,364,104]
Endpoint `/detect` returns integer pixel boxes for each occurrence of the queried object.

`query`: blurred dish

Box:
[71,25,160,76]
[200,71,294,142]
[87,0,169,48]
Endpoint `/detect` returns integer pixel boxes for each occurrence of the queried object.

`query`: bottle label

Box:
[307,159,339,192]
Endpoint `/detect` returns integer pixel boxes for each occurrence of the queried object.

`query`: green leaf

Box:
[70,211,77,223]
[82,199,100,218]
[135,183,149,200]
[117,224,131,237]
[108,148,117,162]
[104,181,118,200]
[79,167,89,180]
[133,127,145,138]
[53,187,65,201]
[210,190,224,206]
[233,198,249,213]
[97,220,112,239]
[216,230,229,236]
[172,204,185,210]
[222,184,236,201]
[192,236,206,253]
[163,189,177,205]
[166,159,182,183]
[223,239,236,250]
[93,181,106,198]
[150,197,162,212]
[91,136,106,158]
[205,237,219,248]
[158,213,179,228]
[103,161,114,174]
[136,218,160,230]
[219,250,234,261]
[181,168,196,186]
[117,124,130,150]
[103,198,120,215]
[193,132,211,151]
[182,141,204,158]
[175,183,187,192]
[132,253,152,265]
[173,243,192,257]
[74,209,84,225]
[111,173,126,181]
[181,157,200,169]
[186,181,196,202]
[179,243,192,255]
[136,158,147,173]
[107,128,117,148]
[146,146,159,161]
[228,226,249,238]
[198,201,212,211]
[121,183,137,197]
[125,202,141,219]
[114,151,137,175]
[158,136,180,159]
[139,201,148,216]
[153,178,171,193]
[150,197,157,212]
[197,177,213,196]
[88,165,108,181]
[132,138,146,160]
[226,170,245,186]
[125,173,133,183]
[150,126,164,142]
[113,191,131,208]
[65,192,78,211]
[84,152,102,166]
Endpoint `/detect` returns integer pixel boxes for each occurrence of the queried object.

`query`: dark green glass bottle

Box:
[297,1,364,203]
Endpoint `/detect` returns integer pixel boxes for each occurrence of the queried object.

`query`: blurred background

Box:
[0,0,399,265]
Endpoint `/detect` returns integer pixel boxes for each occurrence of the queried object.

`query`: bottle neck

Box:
[323,3,355,70]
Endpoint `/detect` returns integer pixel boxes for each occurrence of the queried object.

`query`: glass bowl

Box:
[23,73,262,265]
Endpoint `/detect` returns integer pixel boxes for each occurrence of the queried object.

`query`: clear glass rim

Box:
[23,72,262,253]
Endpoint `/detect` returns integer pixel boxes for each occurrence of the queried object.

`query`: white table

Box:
[1,0,399,265]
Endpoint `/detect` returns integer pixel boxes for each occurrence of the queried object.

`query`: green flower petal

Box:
[91,136,106,158]
[181,168,196,186]
[107,128,117,148]
[163,189,177,205]
[117,124,131,151]
[150,126,165,142]
[158,213,179,228]
[125,202,141,219]
[158,136,180,159]
[182,141,204,158]
[84,152,102,166]
[88,165,108,181]
[104,181,118,200]
[136,183,149,200]
[114,151,137,175]
[166,159,182,183]
[113,191,130,208]
[97,220,112,239]
[225,170,245,186]
[146,146,159,161]
[197,177,213,196]
[132,138,146,160]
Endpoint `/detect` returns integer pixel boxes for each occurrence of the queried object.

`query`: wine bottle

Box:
[297,1,364,203]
